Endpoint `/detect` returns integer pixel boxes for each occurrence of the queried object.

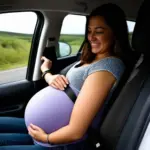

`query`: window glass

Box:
[127,21,135,42]
[58,14,86,57]
[0,12,37,84]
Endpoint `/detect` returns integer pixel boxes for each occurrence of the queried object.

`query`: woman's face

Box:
[88,16,115,56]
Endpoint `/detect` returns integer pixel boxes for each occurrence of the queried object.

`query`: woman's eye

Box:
[87,30,104,34]
[96,31,104,34]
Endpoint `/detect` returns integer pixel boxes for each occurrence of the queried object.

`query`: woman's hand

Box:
[41,56,69,90]
[47,74,69,90]
[41,56,52,73]
[28,124,47,143]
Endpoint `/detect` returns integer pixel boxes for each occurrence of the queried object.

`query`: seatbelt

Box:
[64,86,76,103]
[64,85,101,149]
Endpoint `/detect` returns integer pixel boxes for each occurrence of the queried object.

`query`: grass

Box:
[0,32,32,71]
[59,34,84,55]
[0,31,133,71]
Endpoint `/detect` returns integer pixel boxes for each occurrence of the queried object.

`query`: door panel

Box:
[0,49,78,117]
[0,11,44,117]
[0,80,35,117]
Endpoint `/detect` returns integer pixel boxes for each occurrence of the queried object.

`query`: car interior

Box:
[0,0,150,149]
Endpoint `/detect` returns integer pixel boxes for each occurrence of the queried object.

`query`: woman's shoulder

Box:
[88,57,125,80]
[94,56,124,65]
[89,57,125,69]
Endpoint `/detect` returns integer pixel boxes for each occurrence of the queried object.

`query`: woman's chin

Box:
[91,49,101,54]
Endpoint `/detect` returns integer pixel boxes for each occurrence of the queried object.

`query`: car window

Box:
[138,122,150,150]
[58,14,86,58]
[127,21,135,42]
[58,18,135,58]
[0,12,37,84]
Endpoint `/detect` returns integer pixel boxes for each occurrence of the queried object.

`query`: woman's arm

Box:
[41,56,69,90]
[46,71,116,144]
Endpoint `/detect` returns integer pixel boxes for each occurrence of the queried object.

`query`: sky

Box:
[0,12,135,34]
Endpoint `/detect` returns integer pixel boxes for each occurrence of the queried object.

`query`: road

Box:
[0,67,27,84]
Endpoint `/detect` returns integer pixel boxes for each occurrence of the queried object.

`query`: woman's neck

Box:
[80,53,113,67]
[93,52,112,63]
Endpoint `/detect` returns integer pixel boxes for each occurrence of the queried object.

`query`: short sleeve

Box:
[87,57,125,81]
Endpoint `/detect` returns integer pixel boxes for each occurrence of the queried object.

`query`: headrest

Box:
[132,0,150,56]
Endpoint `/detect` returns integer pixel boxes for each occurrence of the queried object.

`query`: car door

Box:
[0,11,44,117]
[0,12,86,117]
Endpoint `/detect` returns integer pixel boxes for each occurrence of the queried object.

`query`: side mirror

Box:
[56,42,71,58]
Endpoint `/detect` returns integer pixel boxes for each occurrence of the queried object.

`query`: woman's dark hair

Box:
[81,3,132,65]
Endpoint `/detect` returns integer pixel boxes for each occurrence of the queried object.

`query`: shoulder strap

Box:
[64,86,77,103]
[64,85,101,149]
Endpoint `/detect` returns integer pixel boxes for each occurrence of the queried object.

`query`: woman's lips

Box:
[91,43,100,47]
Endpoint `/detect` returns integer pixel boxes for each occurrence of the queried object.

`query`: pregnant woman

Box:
[0,3,131,150]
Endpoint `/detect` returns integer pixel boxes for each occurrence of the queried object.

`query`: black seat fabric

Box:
[116,0,150,149]
[116,66,150,150]
[99,56,145,150]
[99,0,150,149]
[98,50,139,128]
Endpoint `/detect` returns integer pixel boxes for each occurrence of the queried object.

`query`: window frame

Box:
[0,11,44,83]
[26,11,44,81]
[58,14,87,58]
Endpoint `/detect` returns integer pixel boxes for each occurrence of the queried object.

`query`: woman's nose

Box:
[89,32,96,41]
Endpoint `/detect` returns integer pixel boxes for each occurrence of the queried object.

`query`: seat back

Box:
[98,50,139,128]
[99,0,150,149]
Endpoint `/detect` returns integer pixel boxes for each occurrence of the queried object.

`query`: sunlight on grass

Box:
[0,32,31,71]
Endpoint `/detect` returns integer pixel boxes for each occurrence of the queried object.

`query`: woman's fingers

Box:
[41,56,46,61]
[61,75,69,85]
[56,76,69,90]
[50,83,59,89]
[54,80,64,90]
[41,57,52,64]
[41,56,52,72]
[51,79,64,90]
[57,76,68,88]
[41,56,48,62]
[30,124,40,131]
[49,75,69,90]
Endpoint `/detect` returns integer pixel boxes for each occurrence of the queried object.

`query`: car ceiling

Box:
[0,0,143,20]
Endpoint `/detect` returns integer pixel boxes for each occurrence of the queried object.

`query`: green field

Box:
[0,32,32,71]
[59,34,84,55]
[0,31,132,71]
[0,32,84,71]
